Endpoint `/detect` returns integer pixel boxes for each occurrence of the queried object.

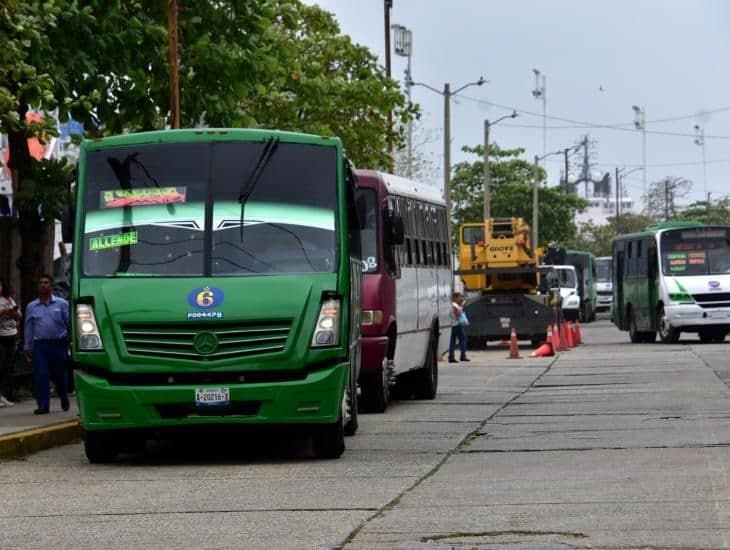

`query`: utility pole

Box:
[707,192,712,220]
[392,24,413,176]
[167,0,180,129]
[533,155,540,248]
[615,167,620,234]
[483,111,516,220]
[384,1,393,159]
[532,69,546,164]
[664,178,670,221]
[564,147,570,192]
[444,83,451,224]
[694,124,707,198]
[633,105,646,209]
[483,120,490,220]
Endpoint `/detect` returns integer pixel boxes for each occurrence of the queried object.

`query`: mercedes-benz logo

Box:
[193,331,219,355]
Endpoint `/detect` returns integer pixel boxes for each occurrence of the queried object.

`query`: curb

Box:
[0,420,83,461]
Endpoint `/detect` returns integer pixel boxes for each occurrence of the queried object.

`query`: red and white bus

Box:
[356,170,452,412]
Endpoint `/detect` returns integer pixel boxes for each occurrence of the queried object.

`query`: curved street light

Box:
[484,111,518,219]
[409,77,486,230]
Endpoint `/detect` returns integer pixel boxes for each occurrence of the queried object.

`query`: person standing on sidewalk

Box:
[448,292,470,363]
[0,278,20,407]
[24,274,70,415]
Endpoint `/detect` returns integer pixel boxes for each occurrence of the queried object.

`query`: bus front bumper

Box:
[75,363,348,432]
[666,304,730,329]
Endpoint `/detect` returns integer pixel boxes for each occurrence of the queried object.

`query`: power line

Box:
[546,157,730,168]
[458,95,730,140]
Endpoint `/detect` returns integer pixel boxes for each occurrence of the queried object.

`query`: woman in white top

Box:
[0,278,21,407]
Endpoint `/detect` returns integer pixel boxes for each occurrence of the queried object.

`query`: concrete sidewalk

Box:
[0,395,82,460]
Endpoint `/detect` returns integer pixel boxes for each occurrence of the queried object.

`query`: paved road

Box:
[3,319,730,549]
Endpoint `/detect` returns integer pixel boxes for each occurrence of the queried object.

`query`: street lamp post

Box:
[694,124,707,198]
[632,105,646,208]
[532,68,547,163]
[392,24,413,176]
[483,111,517,219]
[409,76,486,230]
[614,166,642,234]
[531,149,564,248]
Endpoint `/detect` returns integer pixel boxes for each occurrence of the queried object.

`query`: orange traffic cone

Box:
[530,341,554,357]
[571,322,580,346]
[508,328,521,359]
[564,321,574,348]
[553,323,563,351]
[575,320,583,345]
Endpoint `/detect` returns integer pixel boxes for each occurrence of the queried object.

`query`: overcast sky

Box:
[307,0,730,208]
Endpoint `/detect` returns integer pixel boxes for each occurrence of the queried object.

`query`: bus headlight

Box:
[361,309,384,326]
[76,304,103,351]
[312,298,340,347]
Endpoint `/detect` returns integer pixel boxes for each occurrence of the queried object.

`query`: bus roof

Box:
[356,170,444,205]
[82,128,342,151]
[612,220,707,242]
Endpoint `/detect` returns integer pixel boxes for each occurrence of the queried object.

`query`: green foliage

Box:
[678,198,730,225]
[569,213,656,257]
[450,144,587,246]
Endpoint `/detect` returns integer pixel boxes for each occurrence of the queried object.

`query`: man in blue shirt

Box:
[24,274,70,414]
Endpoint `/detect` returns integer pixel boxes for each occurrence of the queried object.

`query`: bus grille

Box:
[121,321,292,361]
[692,293,730,309]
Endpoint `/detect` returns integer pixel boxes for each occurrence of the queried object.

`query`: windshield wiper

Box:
[238,137,279,242]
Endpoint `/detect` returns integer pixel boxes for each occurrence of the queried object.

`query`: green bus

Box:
[612,221,730,343]
[543,248,597,322]
[65,129,362,462]
[565,250,597,322]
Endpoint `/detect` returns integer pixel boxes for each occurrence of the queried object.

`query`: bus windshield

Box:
[661,227,730,276]
[357,188,379,273]
[595,258,612,282]
[82,141,337,276]
[546,268,576,289]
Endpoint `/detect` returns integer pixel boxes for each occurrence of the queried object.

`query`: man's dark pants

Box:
[32,340,69,410]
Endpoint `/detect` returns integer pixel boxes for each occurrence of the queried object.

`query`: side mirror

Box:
[389,212,404,245]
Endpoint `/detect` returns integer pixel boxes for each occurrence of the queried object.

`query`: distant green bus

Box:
[565,250,597,322]
[612,221,730,343]
[66,129,362,461]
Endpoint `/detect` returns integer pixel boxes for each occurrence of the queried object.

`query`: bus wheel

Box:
[312,413,345,459]
[344,372,358,436]
[628,310,642,343]
[414,333,438,400]
[657,307,680,343]
[361,365,389,414]
[84,431,118,464]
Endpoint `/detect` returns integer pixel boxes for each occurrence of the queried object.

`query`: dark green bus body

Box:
[70,129,361,458]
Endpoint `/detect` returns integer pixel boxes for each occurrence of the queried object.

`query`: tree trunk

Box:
[7,118,54,310]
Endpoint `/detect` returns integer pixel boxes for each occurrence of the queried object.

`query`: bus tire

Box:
[628,309,642,343]
[657,307,680,343]
[84,431,118,464]
[313,414,345,459]
[361,365,389,414]
[413,333,438,400]
[344,371,358,436]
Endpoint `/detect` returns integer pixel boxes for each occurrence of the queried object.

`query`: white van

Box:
[545,265,581,321]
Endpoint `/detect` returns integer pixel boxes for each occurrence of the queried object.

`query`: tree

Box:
[679,197,730,225]
[450,144,587,246]
[393,116,440,183]
[570,213,654,257]
[1,0,412,305]
[645,176,692,221]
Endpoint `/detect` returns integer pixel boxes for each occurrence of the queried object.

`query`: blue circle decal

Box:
[188,287,224,309]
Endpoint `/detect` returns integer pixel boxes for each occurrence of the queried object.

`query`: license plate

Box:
[195,387,230,406]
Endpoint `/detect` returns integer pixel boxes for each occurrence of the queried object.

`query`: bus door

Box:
[614,242,626,328]
[647,242,659,331]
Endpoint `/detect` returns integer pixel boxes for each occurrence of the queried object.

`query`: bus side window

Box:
[637,240,647,276]
[405,239,413,266]
[648,246,658,280]
[626,241,635,278]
